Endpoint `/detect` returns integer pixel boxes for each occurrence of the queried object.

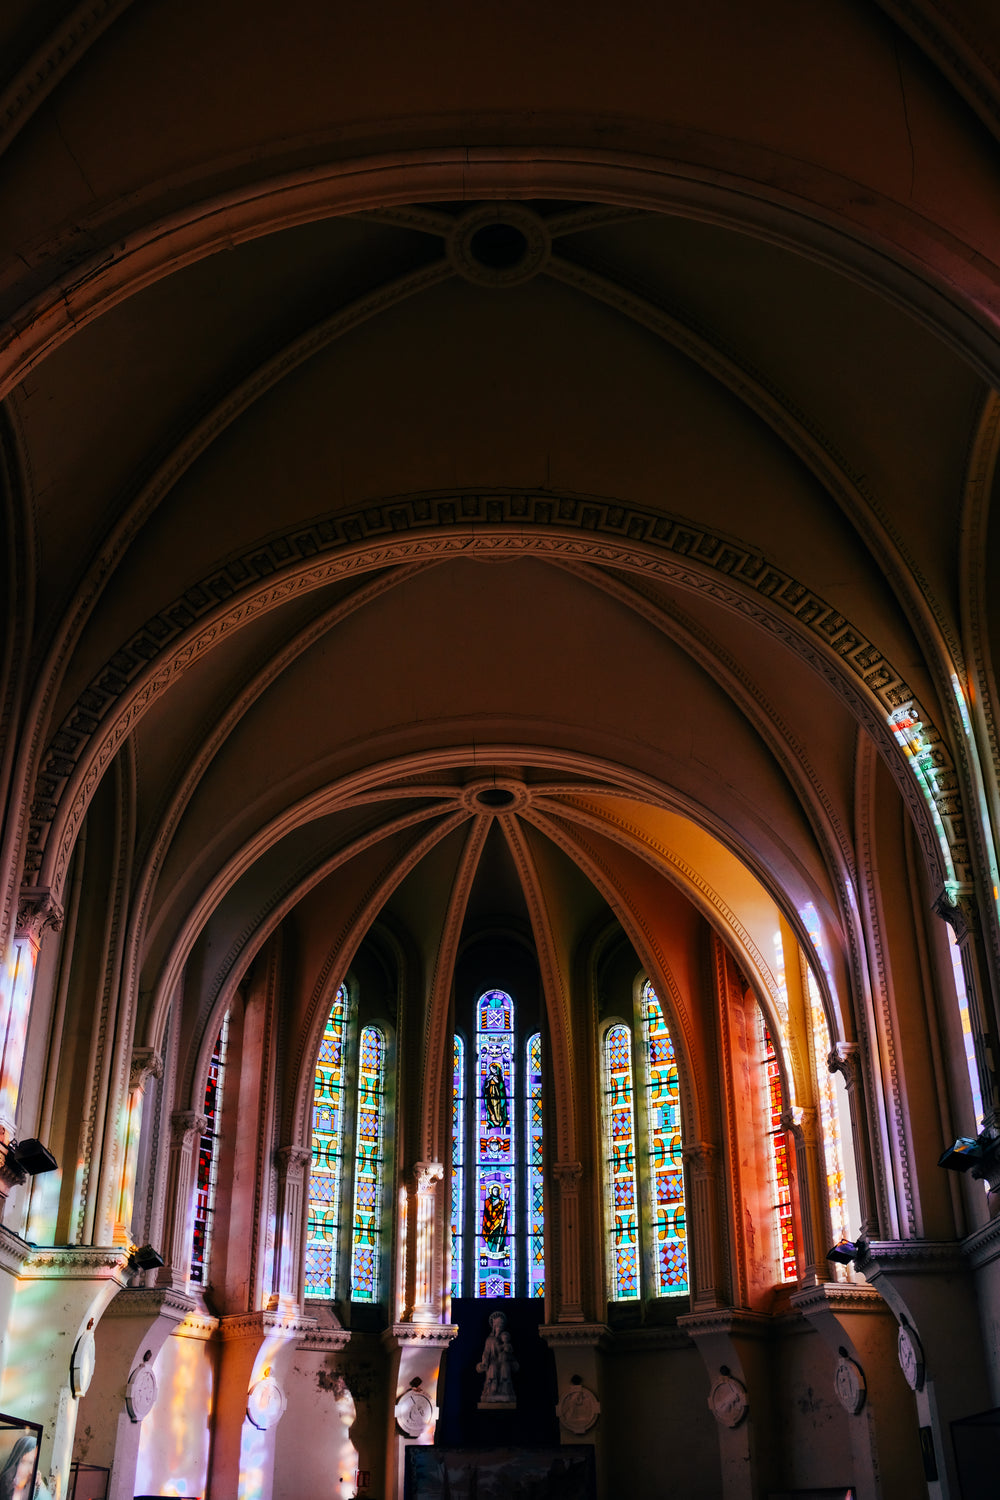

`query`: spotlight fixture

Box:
[827,1239,860,1265]
[938,1136,983,1172]
[127,1244,164,1271]
[7,1138,57,1175]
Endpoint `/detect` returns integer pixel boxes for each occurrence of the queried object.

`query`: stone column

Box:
[829,1041,879,1239]
[553,1161,584,1322]
[0,1245,129,1499]
[411,1162,443,1324]
[381,1324,457,1500]
[111,1050,163,1248]
[269,1145,311,1308]
[0,889,63,1159]
[678,1308,773,1500]
[934,893,999,1137]
[682,1143,722,1308]
[792,1281,926,1500]
[155,1111,206,1291]
[782,1107,825,1285]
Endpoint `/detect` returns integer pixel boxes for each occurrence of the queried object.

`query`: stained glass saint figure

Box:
[481,1183,508,1253]
[485,1061,508,1127]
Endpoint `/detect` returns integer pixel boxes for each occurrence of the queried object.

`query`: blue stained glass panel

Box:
[451,1034,465,1298]
[526,1032,545,1298]
[476,990,515,1298]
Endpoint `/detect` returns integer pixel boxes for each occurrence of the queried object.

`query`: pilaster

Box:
[553,1161,584,1321]
[155,1111,206,1292]
[540,1323,610,1495]
[270,1145,312,1307]
[683,1143,723,1308]
[381,1322,457,1500]
[411,1161,443,1324]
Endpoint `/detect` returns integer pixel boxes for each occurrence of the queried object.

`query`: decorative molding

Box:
[790,1282,885,1318]
[297,1326,352,1352]
[963,1213,1000,1269]
[854,1239,965,1277]
[27,494,958,898]
[174,1310,221,1341]
[0,1226,33,1277]
[381,1322,458,1350]
[129,1048,163,1091]
[678,1308,772,1341]
[219,1307,318,1342]
[20,1245,129,1280]
[413,1161,444,1194]
[539,1323,612,1350]
[14,886,63,940]
[275,1145,312,1174]
[169,1111,207,1145]
[103,1286,195,1322]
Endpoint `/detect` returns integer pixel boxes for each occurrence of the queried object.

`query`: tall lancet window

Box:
[450,1034,466,1298]
[759,1010,797,1282]
[190,1011,230,1286]
[641,981,688,1296]
[305,984,348,1298]
[477,989,516,1298]
[603,1023,640,1300]
[349,1025,385,1301]
[526,1032,545,1299]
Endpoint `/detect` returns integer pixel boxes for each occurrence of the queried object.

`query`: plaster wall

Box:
[601,1342,719,1499]
[134,1330,215,1499]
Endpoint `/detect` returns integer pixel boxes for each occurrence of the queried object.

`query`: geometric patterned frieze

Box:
[26,493,961,895]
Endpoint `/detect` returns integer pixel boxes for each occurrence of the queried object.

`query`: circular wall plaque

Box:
[556,1383,601,1434]
[125,1365,158,1422]
[708,1374,749,1428]
[897,1324,925,1392]
[247,1375,287,1430]
[394,1388,433,1437]
[834,1355,866,1415]
[70,1330,96,1398]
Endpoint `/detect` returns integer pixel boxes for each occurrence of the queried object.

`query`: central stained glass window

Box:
[476,989,516,1298]
[452,988,544,1299]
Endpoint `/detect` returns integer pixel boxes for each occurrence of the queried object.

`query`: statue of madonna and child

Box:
[476,1308,518,1408]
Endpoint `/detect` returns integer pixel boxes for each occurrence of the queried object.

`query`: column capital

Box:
[413,1160,444,1193]
[169,1110,207,1144]
[682,1141,718,1174]
[15,886,64,943]
[275,1144,312,1174]
[933,887,978,939]
[553,1160,583,1187]
[130,1048,163,1091]
[828,1042,861,1088]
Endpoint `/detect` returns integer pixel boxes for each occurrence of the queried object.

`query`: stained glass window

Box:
[450,1034,465,1298]
[190,1011,229,1286]
[759,1010,797,1282]
[350,1025,385,1301]
[604,1023,640,1300]
[305,984,348,1297]
[476,989,515,1299]
[641,982,688,1296]
[526,1032,545,1299]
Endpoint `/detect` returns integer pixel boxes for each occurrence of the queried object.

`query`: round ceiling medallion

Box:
[461,780,530,814]
[448,206,551,287]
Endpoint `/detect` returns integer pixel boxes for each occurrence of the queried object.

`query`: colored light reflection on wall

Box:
[135,1330,213,1499]
[0,938,37,1134]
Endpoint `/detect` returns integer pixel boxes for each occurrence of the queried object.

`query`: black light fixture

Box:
[128,1244,164,1271]
[8,1138,57,1175]
[827,1238,860,1265]
[938,1136,983,1172]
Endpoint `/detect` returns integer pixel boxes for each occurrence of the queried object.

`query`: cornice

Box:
[175,1310,220,1341]
[20,1245,129,1281]
[678,1308,773,1341]
[104,1286,196,1323]
[855,1239,965,1278]
[219,1308,319,1342]
[297,1327,352,1352]
[790,1282,885,1318]
[963,1214,1000,1270]
[0,1227,32,1277]
[381,1322,458,1350]
[539,1322,612,1350]
[608,1325,694,1353]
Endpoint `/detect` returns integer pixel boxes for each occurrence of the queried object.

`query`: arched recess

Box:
[29,506,962,910]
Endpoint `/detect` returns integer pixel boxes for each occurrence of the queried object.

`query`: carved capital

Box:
[413,1160,444,1194]
[130,1048,164,1092]
[170,1111,207,1146]
[276,1145,312,1177]
[828,1042,860,1089]
[682,1142,717,1177]
[552,1161,583,1191]
[15,886,64,942]
[933,889,977,941]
